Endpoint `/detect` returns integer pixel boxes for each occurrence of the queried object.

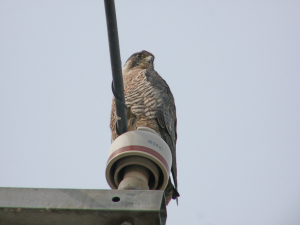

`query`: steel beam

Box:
[0,188,166,225]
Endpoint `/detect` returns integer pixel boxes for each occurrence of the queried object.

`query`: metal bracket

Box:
[0,188,166,225]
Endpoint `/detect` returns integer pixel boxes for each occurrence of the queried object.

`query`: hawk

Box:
[110,50,179,204]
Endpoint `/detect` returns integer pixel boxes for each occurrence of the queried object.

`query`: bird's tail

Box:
[165,178,180,205]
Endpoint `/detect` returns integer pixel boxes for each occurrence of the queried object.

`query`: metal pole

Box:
[104,0,128,135]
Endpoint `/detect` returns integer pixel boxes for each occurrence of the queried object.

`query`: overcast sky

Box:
[1,1,300,225]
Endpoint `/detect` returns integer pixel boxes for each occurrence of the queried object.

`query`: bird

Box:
[110,50,179,205]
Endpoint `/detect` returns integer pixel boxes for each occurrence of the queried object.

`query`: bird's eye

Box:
[136,53,144,58]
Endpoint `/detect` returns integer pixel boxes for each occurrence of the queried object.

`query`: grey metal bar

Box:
[104,0,128,135]
[0,188,166,225]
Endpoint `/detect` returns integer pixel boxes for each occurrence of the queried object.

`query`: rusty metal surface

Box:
[0,188,166,225]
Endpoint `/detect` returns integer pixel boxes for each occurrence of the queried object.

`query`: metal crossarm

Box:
[0,188,166,225]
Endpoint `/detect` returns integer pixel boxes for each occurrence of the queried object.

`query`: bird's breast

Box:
[123,69,162,120]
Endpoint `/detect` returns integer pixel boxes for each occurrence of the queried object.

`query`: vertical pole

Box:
[104,0,128,135]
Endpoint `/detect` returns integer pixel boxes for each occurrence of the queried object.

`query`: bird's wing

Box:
[144,69,178,189]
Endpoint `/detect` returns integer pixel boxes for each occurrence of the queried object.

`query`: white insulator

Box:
[106,127,172,191]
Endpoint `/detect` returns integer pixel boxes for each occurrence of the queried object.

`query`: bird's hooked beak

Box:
[145,55,154,64]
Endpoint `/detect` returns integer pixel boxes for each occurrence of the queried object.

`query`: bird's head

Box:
[123,50,155,72]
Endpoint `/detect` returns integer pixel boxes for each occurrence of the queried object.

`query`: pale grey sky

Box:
[1,1,300,225]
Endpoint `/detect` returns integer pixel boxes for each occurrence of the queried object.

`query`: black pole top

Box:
[104,0,128,135]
